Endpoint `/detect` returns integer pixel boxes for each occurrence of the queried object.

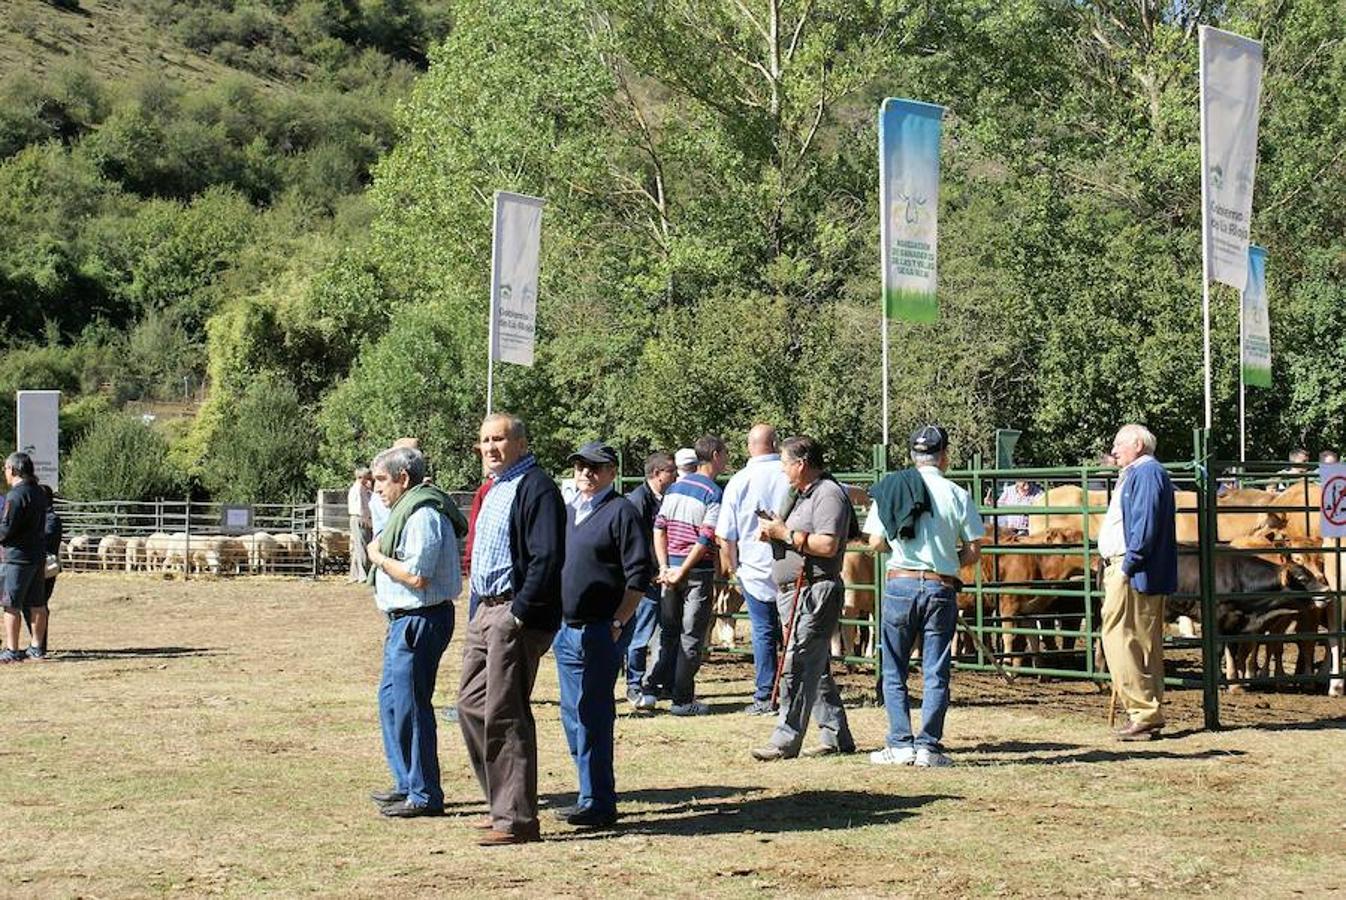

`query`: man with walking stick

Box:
[749,435,856,761]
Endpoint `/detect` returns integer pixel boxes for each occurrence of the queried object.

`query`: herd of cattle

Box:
[57,528,353,576]
[710,482,1344,696]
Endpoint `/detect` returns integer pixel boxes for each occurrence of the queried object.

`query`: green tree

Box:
[63,413,184,501]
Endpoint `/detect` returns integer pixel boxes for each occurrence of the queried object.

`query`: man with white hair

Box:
[364,445,463,817]
[1097,423,1177,742]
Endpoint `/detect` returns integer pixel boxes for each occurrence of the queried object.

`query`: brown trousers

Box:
[1101,561,1166,727]
[457,601,554,833]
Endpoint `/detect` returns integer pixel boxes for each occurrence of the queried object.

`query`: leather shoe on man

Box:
[551,804,581,821]
[380,801,444,818]
[566,806,618,828]
[1114,721,1163,742]
[470,815,494,830]
[478,823,542,846]
[370,789,407,805]
[800,744,854,758]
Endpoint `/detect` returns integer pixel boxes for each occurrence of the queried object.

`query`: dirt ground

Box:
[2,575,1344,898]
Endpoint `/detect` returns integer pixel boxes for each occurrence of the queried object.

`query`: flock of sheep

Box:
[60,529,353,576]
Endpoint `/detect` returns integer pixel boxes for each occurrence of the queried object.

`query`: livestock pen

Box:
[620,431,1345,730]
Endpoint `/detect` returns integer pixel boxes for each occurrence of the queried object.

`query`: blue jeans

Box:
[379,604,454,809]
[617,590,660,691]
[743,588,781,702]
[880,577,957,751]
[554,622,621,814]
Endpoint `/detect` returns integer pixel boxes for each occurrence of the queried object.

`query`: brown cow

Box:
[831,545,876,661]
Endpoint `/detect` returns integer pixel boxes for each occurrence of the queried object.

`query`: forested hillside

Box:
[3,0,1344,502]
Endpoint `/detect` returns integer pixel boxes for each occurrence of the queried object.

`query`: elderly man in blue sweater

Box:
[552,441,651,828]
[1098,423,1178,742]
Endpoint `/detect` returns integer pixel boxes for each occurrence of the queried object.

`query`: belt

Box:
[387,602,449,622]
[478,590,514,607]
[889,568,962,590]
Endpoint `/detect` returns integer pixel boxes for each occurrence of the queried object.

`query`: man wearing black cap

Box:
[864,426,984,768]
[554,441,651,827]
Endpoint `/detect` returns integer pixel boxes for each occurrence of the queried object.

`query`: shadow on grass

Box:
[547,788,955,840]
[1222,717,1346,733]
[48,646,220,662]
[964,747,1246,766]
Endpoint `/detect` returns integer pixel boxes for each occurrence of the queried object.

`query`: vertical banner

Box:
[1241,245,1271,388]
[880,98,943,323]
[489,191,545,366]
[16,390,60,492]
[1199,26,1263,291]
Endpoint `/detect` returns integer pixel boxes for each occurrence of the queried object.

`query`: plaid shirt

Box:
[470,453,537,597]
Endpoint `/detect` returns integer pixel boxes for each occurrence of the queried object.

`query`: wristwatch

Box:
[612,619,625,631]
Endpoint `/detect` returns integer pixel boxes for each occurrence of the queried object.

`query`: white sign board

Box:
[489,191,545,366]
[1199,25,1263,291]
[1321,464,1346,539]
[16,390,60,492]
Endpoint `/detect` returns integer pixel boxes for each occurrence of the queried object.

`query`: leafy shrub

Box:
[62,412,184,501]
[199,372,316,502]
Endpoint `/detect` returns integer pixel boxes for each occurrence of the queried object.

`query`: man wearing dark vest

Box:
[459,412,564,846]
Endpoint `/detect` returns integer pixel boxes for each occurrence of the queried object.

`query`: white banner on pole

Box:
[489,191,545,367]
[1199,25,1263,292]
[16,390,60,491]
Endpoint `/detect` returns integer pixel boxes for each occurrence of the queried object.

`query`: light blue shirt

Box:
[863,466,984,578]
[470,453,536,597]
[715,454,791,603]
[373,506,462,614]
[572,485,614,526]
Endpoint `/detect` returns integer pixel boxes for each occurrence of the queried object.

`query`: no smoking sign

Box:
[1322,464,1346,538]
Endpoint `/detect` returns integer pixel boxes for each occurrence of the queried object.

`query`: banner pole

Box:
[1238,293,1246,463]
[881,312,890,447]
[1198,42,1213,433]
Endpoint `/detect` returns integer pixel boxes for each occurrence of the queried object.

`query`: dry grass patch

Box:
[1,575,1344,897]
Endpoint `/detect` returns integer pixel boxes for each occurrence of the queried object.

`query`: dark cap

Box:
[910,425,949,454]
[568,440,618,466]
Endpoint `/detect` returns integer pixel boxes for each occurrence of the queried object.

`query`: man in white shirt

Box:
[716,424,791,715]
[347,467,373,582]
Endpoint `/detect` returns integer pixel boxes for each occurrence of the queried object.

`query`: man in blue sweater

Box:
[553,441,651,828]
[1097,423,1178,741]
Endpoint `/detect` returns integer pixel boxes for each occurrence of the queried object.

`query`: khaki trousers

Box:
[1101,562,1166,727]
[457,602,554,833]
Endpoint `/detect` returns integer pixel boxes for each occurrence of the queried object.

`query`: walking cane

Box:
[769,569,808,708]
[955,615,1014,684]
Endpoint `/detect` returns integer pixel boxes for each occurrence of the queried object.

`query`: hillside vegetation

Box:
[2,0,1345,504]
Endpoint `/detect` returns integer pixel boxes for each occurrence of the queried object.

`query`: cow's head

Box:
[1280,561,1332,607]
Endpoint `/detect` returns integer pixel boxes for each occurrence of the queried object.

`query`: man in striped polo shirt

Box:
[636,434,727,716]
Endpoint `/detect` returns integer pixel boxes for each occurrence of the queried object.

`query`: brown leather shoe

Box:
[477,822,541,846]
[469,816,493,830]
[1115,721,1163,742]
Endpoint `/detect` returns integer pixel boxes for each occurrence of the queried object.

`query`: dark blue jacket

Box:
[507,465,566,632]
[0,481,48,566]
[1120,457,1178,595]
[562,490,652,626]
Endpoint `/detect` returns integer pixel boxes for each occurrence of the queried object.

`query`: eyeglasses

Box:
[574,461,613,473]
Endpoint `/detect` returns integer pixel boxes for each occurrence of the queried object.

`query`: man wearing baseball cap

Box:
[553,441,651,827]
[864,425,984,767]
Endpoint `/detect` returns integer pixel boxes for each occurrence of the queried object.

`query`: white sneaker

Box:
[634,694,658,715]
[869,746,916,766]
[669,700,711,716]
[915,747,953,767]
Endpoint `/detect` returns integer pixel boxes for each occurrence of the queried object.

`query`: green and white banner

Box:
[1241,244,1271,388]
[879,98,943,323]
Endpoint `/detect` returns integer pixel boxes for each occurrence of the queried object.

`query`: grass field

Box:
[3,575,1345,898]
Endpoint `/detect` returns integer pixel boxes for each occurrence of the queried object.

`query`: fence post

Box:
[184,497,192,582]
[1196,428,1221,729]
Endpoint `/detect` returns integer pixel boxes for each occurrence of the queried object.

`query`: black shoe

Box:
[566,806,617,828]
[370,789,408,805]
[380,800,444,818]
[551,804,581,821]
